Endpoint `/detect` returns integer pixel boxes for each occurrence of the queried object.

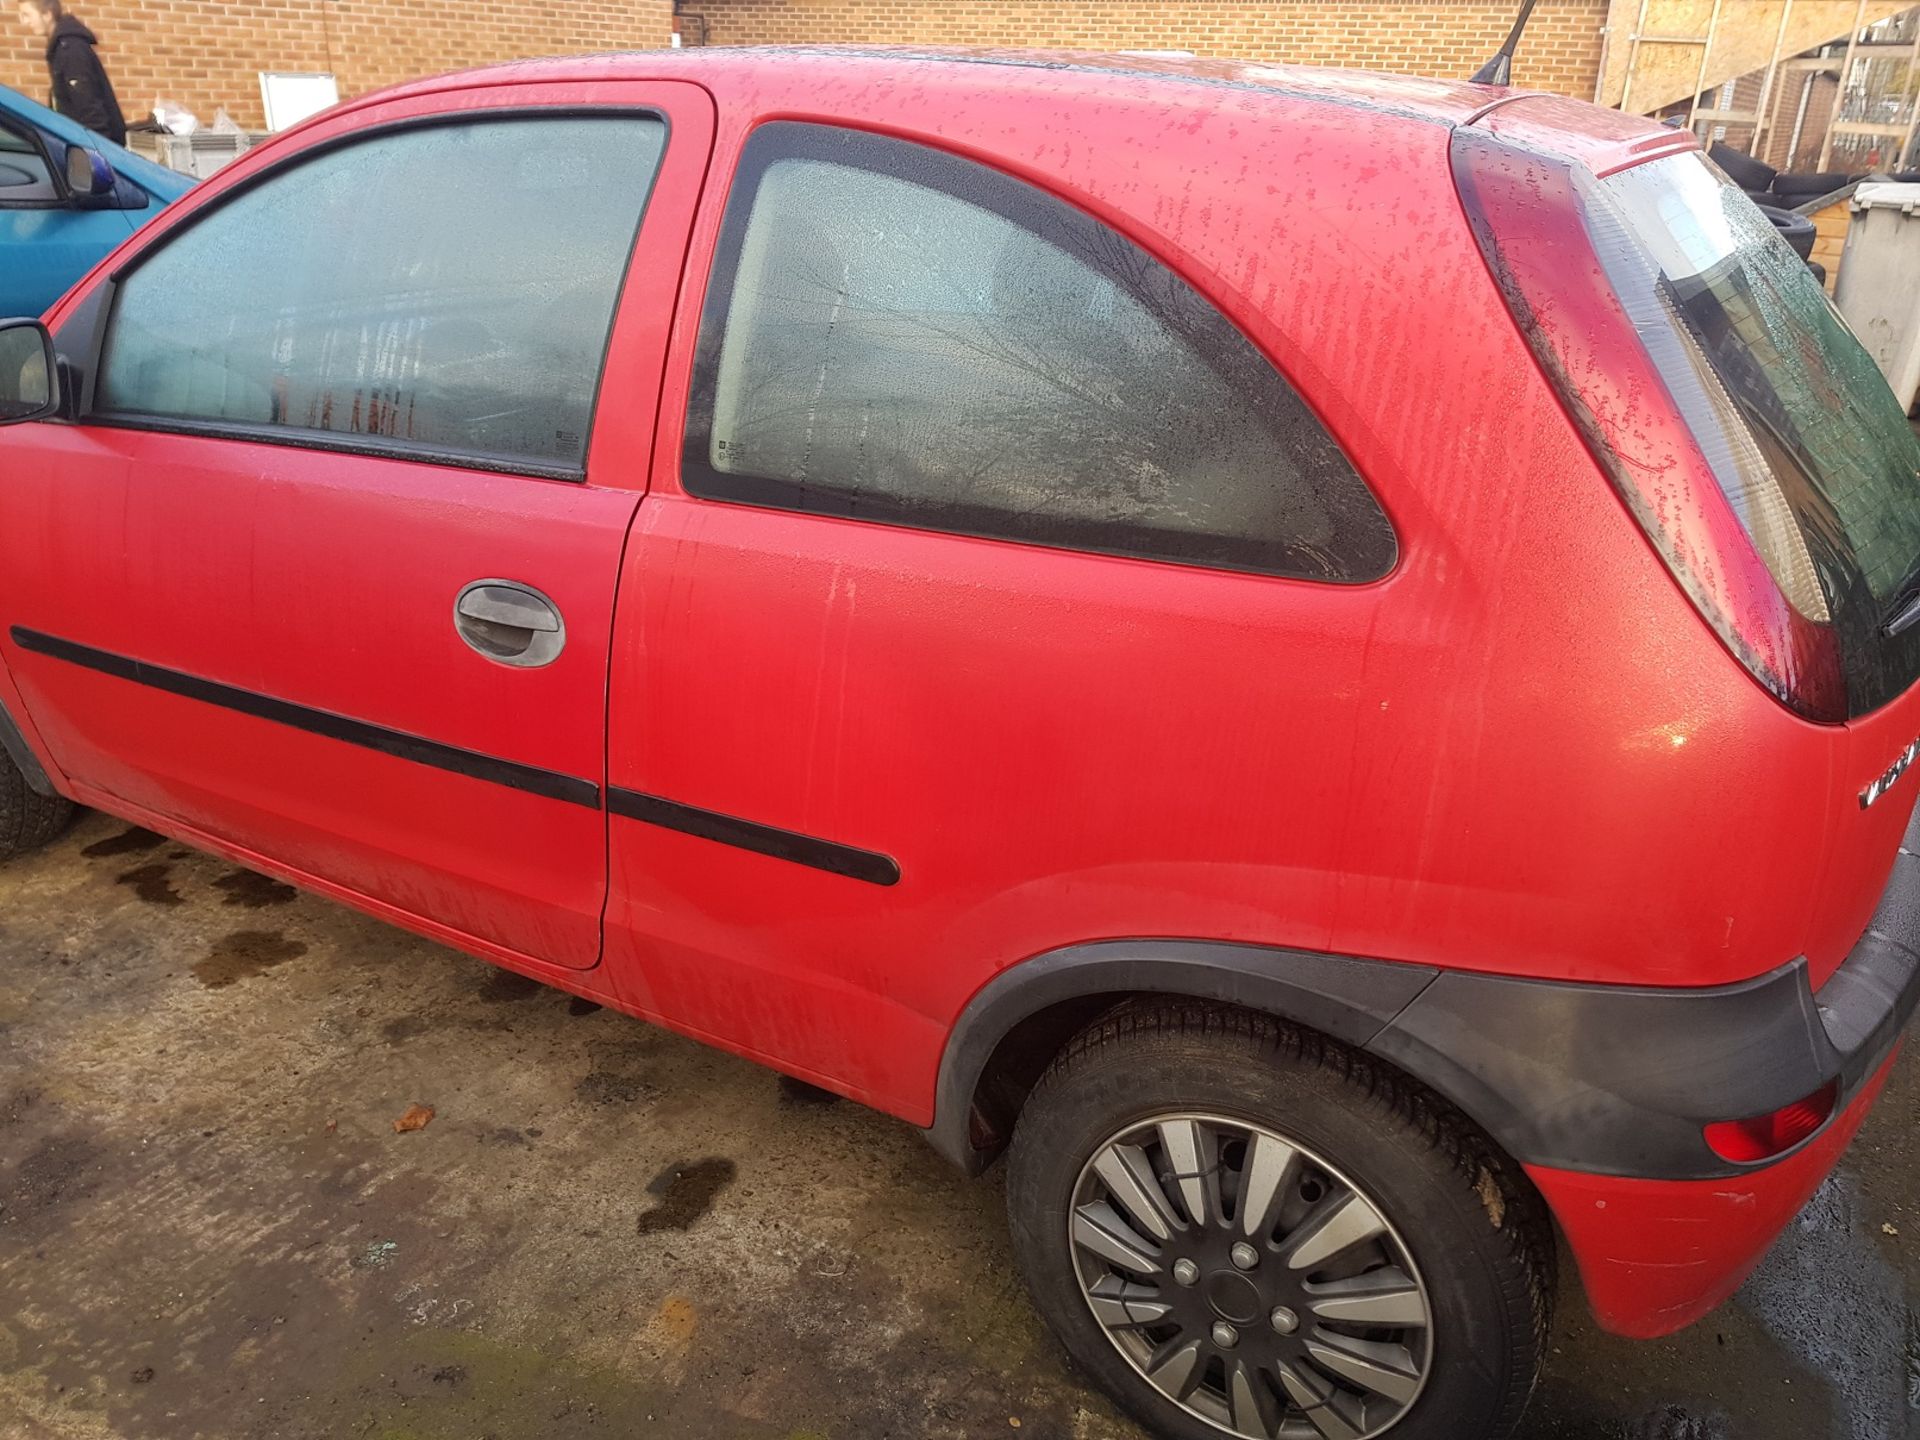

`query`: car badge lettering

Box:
[1861,736,1920,808]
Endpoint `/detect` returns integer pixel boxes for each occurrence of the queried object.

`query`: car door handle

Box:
[453,579,565,668]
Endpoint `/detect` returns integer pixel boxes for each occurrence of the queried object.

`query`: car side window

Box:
[0,121,60,204]
[96,115,668,475]
[683,123,1395,582]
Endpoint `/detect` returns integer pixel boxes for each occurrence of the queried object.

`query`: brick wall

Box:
[0,0,673,133]
[1757,67,1842,168]
[683,0,1613,97]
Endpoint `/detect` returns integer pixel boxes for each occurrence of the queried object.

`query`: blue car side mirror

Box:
[63,142,115,198]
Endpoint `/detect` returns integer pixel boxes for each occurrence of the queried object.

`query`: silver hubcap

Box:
[1069,1112,1433,1440]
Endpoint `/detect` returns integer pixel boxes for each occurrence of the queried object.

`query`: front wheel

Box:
[0,747,71,859]
[1005,1004,1553,1440]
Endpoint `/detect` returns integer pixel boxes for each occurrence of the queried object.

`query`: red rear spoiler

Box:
[1469,92,1702,178]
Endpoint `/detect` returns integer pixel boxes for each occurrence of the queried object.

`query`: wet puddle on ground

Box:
[635,1157,737,1235]
[191,930,309,989]
[79,827,165,859]
[212,869,297,908]
[115,863,183,906]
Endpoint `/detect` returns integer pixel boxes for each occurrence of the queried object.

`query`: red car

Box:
[0,47,1916,1440]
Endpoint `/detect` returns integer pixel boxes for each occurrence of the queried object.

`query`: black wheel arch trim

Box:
[929,810,1920,1182]
[0,691,59,798]
[925,939,1439,1174]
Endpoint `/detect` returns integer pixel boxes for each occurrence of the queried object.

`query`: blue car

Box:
[1,84,192,317]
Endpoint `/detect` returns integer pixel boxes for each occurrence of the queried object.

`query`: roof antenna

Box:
[1469,0,1539,86]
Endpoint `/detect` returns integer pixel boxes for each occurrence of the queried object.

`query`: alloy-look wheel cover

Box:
[1068,1111,1433,1440]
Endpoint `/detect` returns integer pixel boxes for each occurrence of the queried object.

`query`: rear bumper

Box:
[1363,801,1920,1338]
[1525,1048,1897,1338]
[1368,801,1920,1182]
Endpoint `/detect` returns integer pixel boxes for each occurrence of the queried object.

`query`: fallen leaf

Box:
[325,1118,337,1133]
[393,1103,435,1134]
[641,1294,699,1353]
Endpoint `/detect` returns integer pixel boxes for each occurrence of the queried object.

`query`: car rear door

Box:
[0,79,713,971]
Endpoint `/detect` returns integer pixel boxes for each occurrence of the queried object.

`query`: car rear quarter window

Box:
[682,123,1395,582]
[95,115,668,474]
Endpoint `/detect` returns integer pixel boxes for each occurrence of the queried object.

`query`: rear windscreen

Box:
[1598,153,1920,713]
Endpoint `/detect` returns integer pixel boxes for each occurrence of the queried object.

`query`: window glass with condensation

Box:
[99,116,667,472]
[688,125,1395,582]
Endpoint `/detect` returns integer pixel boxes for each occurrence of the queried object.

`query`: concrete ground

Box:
[1,810,1915,1440]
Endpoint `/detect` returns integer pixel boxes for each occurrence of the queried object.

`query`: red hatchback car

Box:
[2,46,1918,1440]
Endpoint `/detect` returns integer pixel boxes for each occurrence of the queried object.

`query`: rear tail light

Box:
[1451,131,1845,721]
[1702,1080,1838,1163]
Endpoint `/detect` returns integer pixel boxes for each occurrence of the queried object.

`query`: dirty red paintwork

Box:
[4,78,713,969]
[0,49,1912,1341]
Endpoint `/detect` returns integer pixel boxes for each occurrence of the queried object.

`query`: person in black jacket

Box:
[15,0,126,146]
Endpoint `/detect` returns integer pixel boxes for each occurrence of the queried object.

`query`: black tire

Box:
[1770,170,1853,200]
[1752,202,1816,259]
[0,751,73,859]
[1006,1004,1553,1440]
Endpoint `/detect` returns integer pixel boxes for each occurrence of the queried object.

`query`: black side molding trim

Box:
[7,627,906,875]
[0,693,58,798]
[10,627,601,808]
[607,786,900,886]
[925,940,1439,1171]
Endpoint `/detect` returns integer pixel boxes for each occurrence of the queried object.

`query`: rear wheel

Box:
[0,750,72,859]
[1005,1004,1552,1440]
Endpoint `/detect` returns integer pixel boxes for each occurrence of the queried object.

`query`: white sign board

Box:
[259,72,340,132]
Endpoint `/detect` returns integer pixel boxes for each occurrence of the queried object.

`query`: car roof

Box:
[329,46,1692,178]
[349,45,1510,127]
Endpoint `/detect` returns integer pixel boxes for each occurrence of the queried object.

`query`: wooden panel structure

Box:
[1598,0,1913,111]
[1800,185,1859,290]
